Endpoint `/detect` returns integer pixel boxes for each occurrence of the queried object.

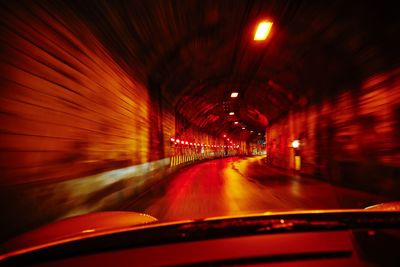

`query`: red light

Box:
[227,138,230,141]
[254,21,273,41]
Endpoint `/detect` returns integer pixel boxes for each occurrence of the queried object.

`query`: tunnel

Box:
[0,0,399,242]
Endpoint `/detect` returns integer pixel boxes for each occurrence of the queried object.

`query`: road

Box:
[124,156,388,221]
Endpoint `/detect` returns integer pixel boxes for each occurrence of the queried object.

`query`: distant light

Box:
[176,139,180,143]
[227,138,230,141]
[234,121,239,124]
[254,21,273,41]
[190,143,193,145]
[181,140,185,144]
[229,112,235,115]
[242,127,245,130]
[292,140,300,149]
[258,133,261,135]
[223,134,226,138]
[250,130,254,133]
[170,138,175,142]
[230,92,239,98]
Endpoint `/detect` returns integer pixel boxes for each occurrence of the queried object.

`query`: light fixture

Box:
[229,112,235,115]
[258,133,261,135]
[292,140,300,149]
[254,21,273,41]
[223,134,226,138]
[234,121,239,124]
[242,127,245,130]
[230,92,239,98]
[170,138,175,142]
[250,130,254,133]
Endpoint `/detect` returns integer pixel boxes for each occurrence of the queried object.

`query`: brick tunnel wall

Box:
[267,68,400,197]
[0,3,237,241]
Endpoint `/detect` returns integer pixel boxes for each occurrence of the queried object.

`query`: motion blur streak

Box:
[126,156,388,221]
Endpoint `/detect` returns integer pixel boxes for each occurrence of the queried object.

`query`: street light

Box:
[254,21,273,41]
[292,140,300,149]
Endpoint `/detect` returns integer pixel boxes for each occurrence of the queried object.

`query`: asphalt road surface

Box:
[124,156,388,221]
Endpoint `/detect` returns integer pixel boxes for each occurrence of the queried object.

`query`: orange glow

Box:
[254,21,273,41]
[81,229,95,233]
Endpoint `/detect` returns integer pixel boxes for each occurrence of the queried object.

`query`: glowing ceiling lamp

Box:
[230,92,239,98]
[234,121,239,125]
[292,140,300,149]
[229,112,235,115]
[254,21,273,41]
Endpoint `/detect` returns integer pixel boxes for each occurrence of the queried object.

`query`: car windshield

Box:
[0,0,399,245]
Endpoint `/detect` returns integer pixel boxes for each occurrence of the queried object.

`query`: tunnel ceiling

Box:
[60,0,399,140]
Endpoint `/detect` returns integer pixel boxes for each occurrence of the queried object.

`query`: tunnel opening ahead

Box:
[0,0,399,243]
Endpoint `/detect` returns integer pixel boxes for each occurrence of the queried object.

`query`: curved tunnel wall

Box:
[0,3,241,241]
[267,68,400,197]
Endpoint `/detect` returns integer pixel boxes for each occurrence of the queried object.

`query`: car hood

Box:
[1,202,400,261]
[0,211,157,256]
